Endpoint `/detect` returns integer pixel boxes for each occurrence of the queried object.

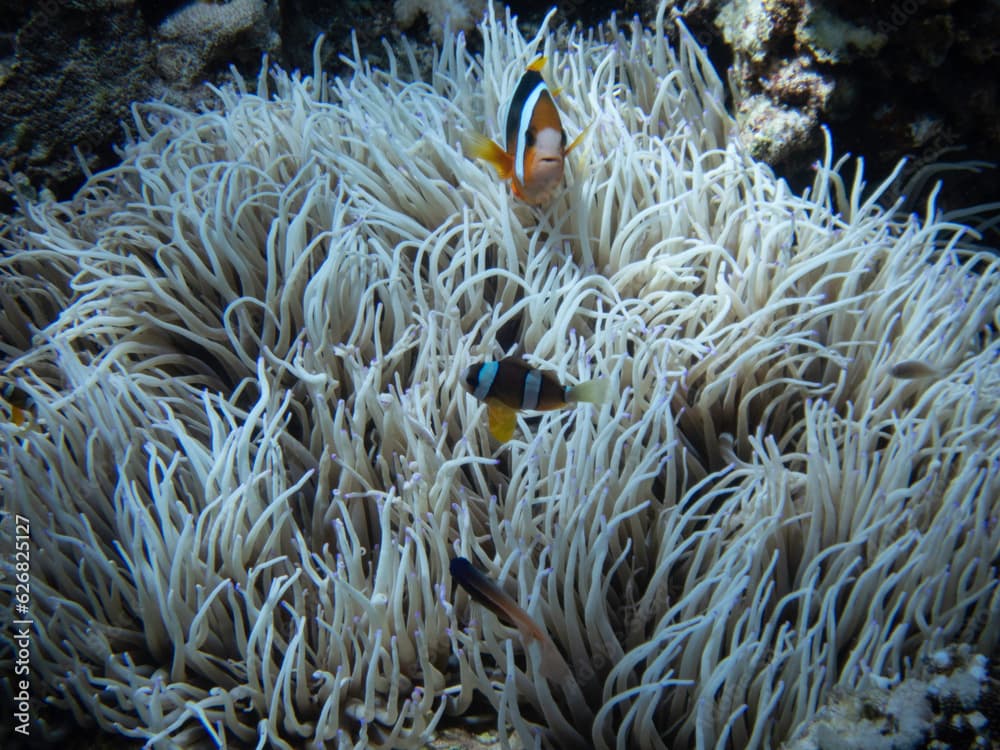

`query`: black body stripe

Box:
[505,70,545,151]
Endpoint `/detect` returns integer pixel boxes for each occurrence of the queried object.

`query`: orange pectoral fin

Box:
[486,399,518,442]
[509,177,527,201]
[464,131,514,180]
[564,120,592,156]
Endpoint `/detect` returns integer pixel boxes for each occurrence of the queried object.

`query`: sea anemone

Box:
[1,3,997,748]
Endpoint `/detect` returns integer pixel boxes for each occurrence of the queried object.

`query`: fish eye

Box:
[524,129,536,147]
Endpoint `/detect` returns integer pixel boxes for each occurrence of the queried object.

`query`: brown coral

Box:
[155,0,278,86]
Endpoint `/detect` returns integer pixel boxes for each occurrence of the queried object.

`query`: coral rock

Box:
[155,0,278,85]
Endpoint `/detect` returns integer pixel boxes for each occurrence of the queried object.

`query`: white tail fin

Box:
[566,378,608,404]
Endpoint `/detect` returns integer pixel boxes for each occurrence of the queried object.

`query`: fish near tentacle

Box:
[464,56,586,206]
[461,356,608,442]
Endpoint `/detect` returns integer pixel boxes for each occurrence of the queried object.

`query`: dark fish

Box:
[462,356,608,441]
[450,556,547,642]
[450,555,594,735]
[890,360,945,380]
[2,381,31,428]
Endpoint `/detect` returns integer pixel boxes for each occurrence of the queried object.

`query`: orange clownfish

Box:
[465,57,586,205]
[462,357,608,442]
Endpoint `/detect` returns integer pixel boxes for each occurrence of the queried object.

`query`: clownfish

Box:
[2,381,31,429]
[462,357,608,442]
[450,556,548,642]
[450,556,575,682]
[450,555,594,737]
[465,57,586,205]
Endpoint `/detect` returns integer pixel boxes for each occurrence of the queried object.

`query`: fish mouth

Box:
[461,366,477,392]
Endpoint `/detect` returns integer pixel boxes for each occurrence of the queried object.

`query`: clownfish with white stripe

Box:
[464,57,586,206]
[462,357,608,442]
[2,380,32,430]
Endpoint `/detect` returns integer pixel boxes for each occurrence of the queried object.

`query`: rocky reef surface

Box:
[2,0,998,231]
[671,0,1000,242]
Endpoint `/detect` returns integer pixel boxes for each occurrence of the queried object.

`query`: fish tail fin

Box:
[464,131,514,180]
[566,378,609,405]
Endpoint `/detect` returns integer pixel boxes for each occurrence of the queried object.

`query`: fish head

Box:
[517,127,565,205]
[461,364,480,394]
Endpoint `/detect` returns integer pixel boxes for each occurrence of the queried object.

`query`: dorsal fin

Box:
[525,55,547,73]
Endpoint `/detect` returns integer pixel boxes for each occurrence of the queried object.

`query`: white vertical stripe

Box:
[522,370,542,410]
[473,362,498,401]
[514,82,547,186]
